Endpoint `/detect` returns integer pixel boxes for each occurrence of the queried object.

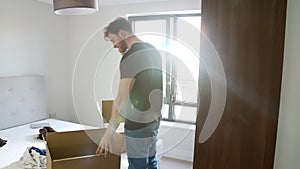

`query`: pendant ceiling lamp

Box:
[53,0,98,15]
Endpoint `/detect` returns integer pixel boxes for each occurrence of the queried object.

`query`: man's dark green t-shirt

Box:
[120,43,163,130]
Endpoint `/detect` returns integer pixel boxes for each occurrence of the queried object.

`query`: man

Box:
[96,17,163,169]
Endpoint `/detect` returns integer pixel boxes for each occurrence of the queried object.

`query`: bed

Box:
[0,75,98,168]
[0,75,131,169]
[0,118,97,168]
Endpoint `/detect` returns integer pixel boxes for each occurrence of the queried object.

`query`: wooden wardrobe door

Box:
[194,0,287,169]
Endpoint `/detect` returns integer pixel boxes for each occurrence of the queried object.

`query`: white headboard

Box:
[0,75,47,130]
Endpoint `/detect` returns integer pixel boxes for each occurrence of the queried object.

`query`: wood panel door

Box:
[194,0,287,169]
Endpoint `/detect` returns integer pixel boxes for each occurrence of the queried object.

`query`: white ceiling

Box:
[37,0,170,6]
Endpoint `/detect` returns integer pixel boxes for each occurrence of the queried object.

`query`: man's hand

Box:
[96,127,114,157]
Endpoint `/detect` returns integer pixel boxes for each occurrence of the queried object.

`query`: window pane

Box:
[169,40,199,103]
[177,16,201,54]
[134,20,166,46]
[162,104,169,119]
[174,105,197,123]
[171,16,201,103]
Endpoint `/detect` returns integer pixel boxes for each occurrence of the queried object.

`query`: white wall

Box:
[159,122,196,161]
[0,0,70,120]
[274,0,300,168]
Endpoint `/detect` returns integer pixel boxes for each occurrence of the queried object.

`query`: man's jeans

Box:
[124,122,160,169]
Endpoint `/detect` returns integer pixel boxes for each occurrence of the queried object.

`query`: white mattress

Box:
[0,119,97,168]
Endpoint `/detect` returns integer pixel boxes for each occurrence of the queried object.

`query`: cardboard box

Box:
[46,129,122,169]
[102,100,125,124]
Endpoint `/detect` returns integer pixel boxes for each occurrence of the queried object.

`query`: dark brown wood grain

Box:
[194,0,287,168]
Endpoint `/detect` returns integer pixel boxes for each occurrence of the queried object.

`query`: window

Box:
[129,12,201,124]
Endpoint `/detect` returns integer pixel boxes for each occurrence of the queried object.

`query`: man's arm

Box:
[109,78,134,130]
[96,78,135,157]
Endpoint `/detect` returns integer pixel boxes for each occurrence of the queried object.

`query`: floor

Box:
[121,155,193,169]
[160,157,193,169]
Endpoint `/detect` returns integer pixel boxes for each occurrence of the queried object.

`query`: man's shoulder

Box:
[132,42,155,50]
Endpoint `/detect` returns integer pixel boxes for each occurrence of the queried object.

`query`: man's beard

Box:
[118,40,128,53]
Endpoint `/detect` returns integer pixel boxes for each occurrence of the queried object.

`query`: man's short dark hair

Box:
[104,17,133,38]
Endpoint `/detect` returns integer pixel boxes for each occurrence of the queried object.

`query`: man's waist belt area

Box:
[125,117,161,130]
